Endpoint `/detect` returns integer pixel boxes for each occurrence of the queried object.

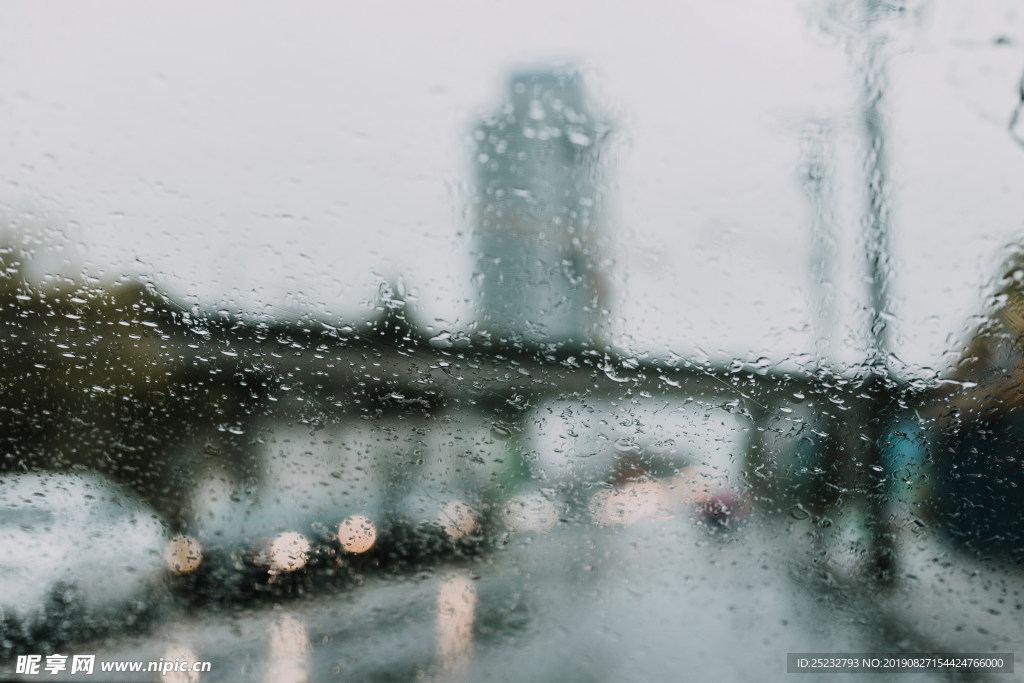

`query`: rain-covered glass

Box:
[2,1,1024,680]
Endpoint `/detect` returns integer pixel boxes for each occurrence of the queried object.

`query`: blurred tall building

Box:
[473,66,610,346]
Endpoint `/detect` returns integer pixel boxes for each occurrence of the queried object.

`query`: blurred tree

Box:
[929,245,1024,561]
[0,207,259,527]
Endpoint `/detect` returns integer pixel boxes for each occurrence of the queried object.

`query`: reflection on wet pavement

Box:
[265,615,309,683]
[34,516,890,682]
[162,643,201,683]
[435,571,477,680]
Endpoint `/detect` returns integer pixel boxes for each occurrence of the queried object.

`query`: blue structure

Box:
[473,66,611,346]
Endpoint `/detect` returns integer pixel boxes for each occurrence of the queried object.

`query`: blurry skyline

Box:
[474,65,610,345]
[2,1,1024,371]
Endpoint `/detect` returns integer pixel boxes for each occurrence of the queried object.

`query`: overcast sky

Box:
[2,0,1024,372]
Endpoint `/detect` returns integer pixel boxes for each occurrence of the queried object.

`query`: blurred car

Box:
[0,472,169,656]
[182,472,386,596]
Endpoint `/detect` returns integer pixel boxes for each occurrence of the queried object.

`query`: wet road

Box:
[19,513,933,682]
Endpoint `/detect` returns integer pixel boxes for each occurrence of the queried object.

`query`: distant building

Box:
[473,66,610,346]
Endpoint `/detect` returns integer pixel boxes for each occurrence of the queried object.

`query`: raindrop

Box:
[490,424,512,440]
[567,130,592,146]
[602,363,629,383]
[429,332,453,349]
[789,504,811,520]
[613,438,641,454]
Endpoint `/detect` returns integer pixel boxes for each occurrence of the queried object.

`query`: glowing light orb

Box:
[268,531,311,572]
[439,500,477,539]
[163,534,203,573]
[589,480,673,526]
[337,515,377,554]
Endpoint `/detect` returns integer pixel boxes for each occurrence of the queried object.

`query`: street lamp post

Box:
[857,0,899,585]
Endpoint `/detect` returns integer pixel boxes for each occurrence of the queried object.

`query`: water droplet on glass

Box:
[429,332,453,349]
[490,424,512,440]
[789,504,811,520]
[613,438,641,454]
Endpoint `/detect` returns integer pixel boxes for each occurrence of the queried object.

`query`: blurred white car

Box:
[0,472,169,653]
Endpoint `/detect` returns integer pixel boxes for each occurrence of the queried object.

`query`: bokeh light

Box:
[163,534,203,574]
[439,500,477,540]
[267,531,311,573]
[337,514,377,554]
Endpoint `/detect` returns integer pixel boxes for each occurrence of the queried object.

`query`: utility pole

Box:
[859,6,894,365]
[857,0,898,585]
[807,0,904,584]
[800,120,838,364]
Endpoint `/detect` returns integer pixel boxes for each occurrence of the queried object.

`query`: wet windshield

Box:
[2,1,1024,680]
